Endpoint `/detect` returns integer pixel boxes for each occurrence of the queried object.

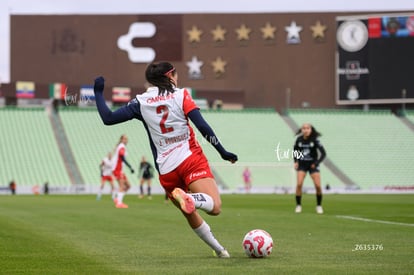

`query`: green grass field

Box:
[0,194,413,274]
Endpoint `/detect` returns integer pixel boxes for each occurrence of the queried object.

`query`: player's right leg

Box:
[115,177,128,208]
[109,180,116,200]
[147,179,152,199]
[310,171,323,214]
[124,177,131,192]
[97,181,105,200]
[139,179,144,198]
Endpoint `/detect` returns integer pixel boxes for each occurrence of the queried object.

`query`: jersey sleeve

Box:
[95,90,143,124]
[182,89,199,115]
[187,109,227,157]
[118,147,125,157]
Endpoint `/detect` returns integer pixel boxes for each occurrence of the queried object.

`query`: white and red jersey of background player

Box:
[112,143,126,173]
[136,87,200,175]
[101,157,113,177]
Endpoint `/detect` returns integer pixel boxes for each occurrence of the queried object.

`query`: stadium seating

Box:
[200,109,293,191]
[287,109,414,189]
[0,107,71,187]
[60,108,300,191]
[406,111,414,125]
[7,106,411,193]
[59,107,154,186]
[0,106,347,193]
[200,109,345,191]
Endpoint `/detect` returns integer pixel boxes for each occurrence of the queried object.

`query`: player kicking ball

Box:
[94,62,237,257]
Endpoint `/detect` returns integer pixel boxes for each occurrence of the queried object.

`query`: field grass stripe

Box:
[336,215,414,227]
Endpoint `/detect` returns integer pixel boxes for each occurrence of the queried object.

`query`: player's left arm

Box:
[182,89,237,163]
[188,109,238,163]
[121,155,134,173]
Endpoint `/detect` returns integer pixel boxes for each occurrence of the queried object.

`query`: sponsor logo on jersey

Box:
[189,170,207,180]
[163,133,188,145]
[146,93,175,104]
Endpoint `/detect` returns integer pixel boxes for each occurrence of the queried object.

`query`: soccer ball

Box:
[242,229,273,258]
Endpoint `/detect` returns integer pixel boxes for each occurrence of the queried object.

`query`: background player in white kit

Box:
[97,152,116,201]
[94,61,238,258]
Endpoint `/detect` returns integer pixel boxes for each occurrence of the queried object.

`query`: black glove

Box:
[221,151,238,163]
[94,76,105,93]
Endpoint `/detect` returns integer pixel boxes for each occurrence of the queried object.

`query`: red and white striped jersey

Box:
[135,87,200,174]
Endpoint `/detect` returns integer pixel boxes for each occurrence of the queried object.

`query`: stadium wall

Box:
[2,12,410,112]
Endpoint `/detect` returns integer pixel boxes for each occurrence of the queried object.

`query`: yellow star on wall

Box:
[310,21,327,39]
[235,24,252,41]
[211,57,227,76]
[187,25,203,43]
[261,22,277,40]
[211,25,227,42]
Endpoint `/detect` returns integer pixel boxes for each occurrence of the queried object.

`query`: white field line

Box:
[336,215,414,227]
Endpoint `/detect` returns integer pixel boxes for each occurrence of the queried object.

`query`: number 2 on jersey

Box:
[156,105,174,134]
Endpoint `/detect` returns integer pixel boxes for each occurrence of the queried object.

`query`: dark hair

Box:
[295,124,321,140]
[145,62,176,95]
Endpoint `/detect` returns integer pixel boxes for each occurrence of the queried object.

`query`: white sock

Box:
[111,191,116,200]
[190,193,214,213]
[193,221,224,253]
[117,192,125,203]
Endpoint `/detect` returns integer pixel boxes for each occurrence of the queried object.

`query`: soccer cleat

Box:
[171,188,195,214]
[116,203,129,209]
[214,249,230,258]
[316,205,324,214]
[113,198,118,204]
[295,205,302,213]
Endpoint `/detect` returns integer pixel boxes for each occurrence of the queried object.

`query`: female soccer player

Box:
[112,134,135,208]
[97,152,115,201]
[93,62,237,258]
[293,123,326,214]
[138,156,154,199]
[242,167,252,193]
